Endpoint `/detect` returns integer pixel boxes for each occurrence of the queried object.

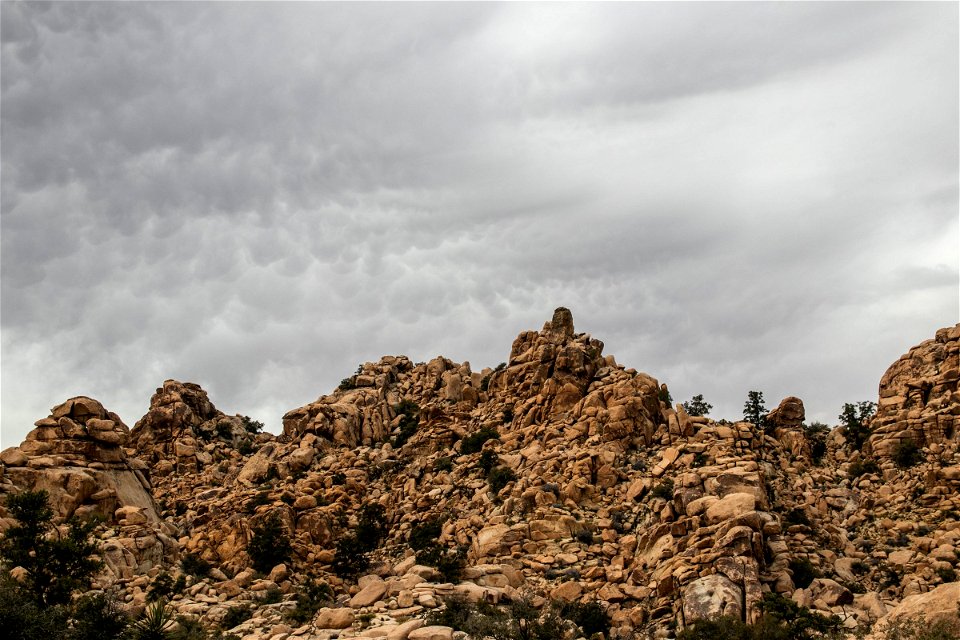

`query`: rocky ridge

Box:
[0,310,958,640]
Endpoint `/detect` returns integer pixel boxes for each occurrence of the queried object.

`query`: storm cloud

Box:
[2,2,957,446]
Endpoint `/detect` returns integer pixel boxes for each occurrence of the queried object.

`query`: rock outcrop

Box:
[1,311,958,640]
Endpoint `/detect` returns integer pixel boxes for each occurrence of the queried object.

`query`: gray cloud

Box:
[2,2,957,447]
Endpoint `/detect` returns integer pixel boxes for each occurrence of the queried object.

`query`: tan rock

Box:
[314,607,355,629]
[408,626,454,640]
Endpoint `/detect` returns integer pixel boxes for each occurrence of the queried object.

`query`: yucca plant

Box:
[130,599,174,640]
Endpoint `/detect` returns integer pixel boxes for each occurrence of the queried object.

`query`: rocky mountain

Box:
[1,309,958,640]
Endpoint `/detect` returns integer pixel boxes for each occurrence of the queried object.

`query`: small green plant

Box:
[284,578,332,624]
[501,407,514,424]
[332,503,387,579]
[170,615,207,640]
[432,456,453,473]
[691,452,708,468]
[848,459,881,479]
[259,586,283,604]
[461,427,500,454]
[784,508,810,527]
[220,605,252,630]
[247,511,292,573]
[651,479,674,501]
[409,518,443,551]
[147,571,187,602]
[130,600,175,640]
[488,466,516,495]
[893,438,922,468]
[393,400,421,448]
[180,552,211,579]
[338,377,357,391]
[477,449,498,475]
[788,557,819,589]
[659,387,673,405]
[416,544,467,583]
[935,566,957,583]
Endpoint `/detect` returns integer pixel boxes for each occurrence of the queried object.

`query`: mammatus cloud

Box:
[2,2,957,447]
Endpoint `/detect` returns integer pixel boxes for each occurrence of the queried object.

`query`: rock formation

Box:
[0,311,957,640]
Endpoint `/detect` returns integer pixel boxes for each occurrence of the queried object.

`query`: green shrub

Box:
[129,600,175,640]
[488,466,516,495]
[477,450,498,475]
[259,586,283,604]
[409,518,443,551]
[247,511,292,573]
[501,408,514,424]
[170,615,206,640]
[880,614,960,640]
[147,572,186,602]
[180,553,211,579]
[241,416,264,434]
[332,503,387,579]
[393,400,420,448]
[0,490,103,606]
[220,605,251,630]
[461,427,500,454]
[68,592,130,640]
[894,439,923,468]
[848,459,881,479]
[935,566,957,583]
[784,508,810,527]
[555,600,610,637]
[415,544,466,583]
[433,456,453,473]
[651,479,674,501]
[284,579,332,624]
[788,557,819,589]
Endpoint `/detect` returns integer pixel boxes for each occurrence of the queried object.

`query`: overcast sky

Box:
[2,2,957,448]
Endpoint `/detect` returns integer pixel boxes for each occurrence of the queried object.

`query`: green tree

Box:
[0,490,102,606]
[247,511,292,573]
[683,394,713,417]
[839,401,876,450]
[743,391,768,429]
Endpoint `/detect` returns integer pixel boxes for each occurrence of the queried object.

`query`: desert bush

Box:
[332,503,387,579]
[488,466,516,494]
[247,511,292,573]
[147,571,187,602]
[848,459,881,479]
[284,578,332,624]
[415,543,467,583]
[220,605,251,630]
[129,599,175,640]
[880,614,960,640]
[894,438,922,468]
[788,557,819,588]
[409,518,443,551]
[461,427,500,454]
[392,400,420,448]
[432,456,453,473]
[180,552,211,579]
[651,479,675,501]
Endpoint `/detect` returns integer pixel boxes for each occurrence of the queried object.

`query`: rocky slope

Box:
[1,310,958,640]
